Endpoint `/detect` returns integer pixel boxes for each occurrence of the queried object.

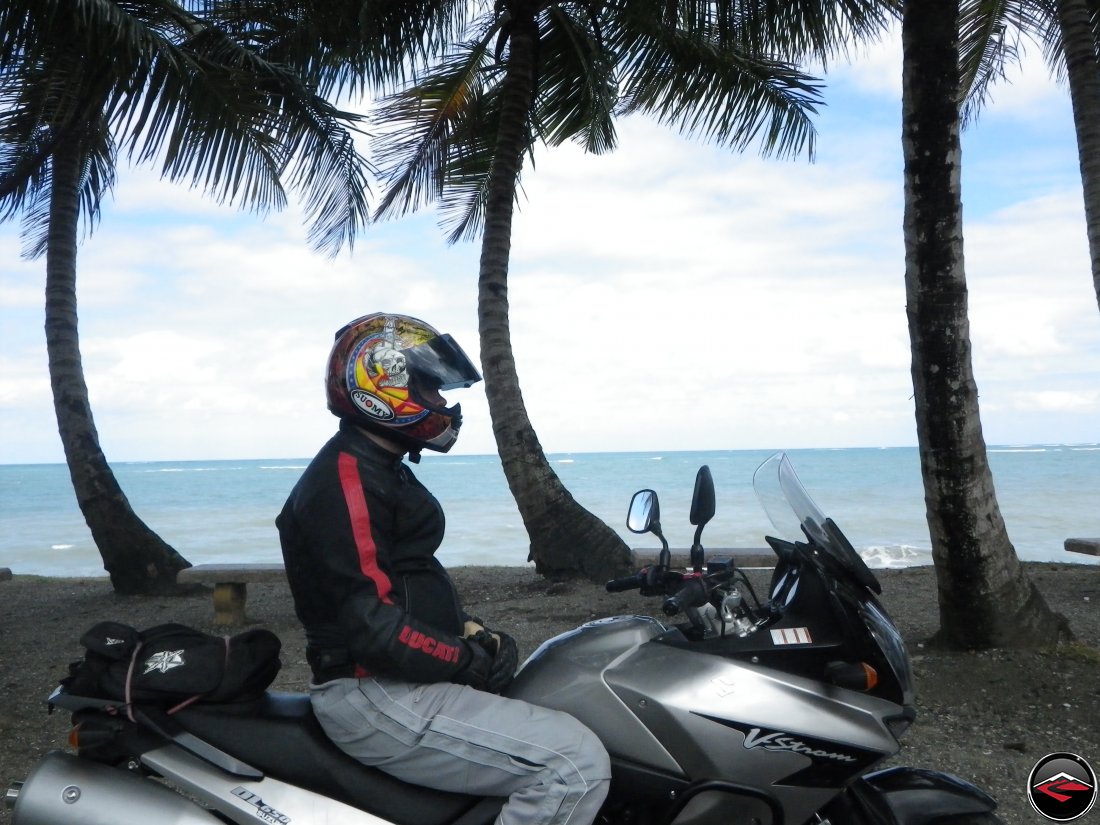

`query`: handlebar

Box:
[662,575,709,616]
[605,571,647,593]
[605,566,684,597]
[607,566,738,615]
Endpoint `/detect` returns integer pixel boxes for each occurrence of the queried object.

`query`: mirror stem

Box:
[690,525,705,572]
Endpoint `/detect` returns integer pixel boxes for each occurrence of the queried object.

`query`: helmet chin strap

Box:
[359,428,406,456]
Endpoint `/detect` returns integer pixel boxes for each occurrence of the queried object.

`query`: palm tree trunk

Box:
[1053,0,1100,316]
[901,1,1068,648]
[47,134,191,595]
[476,3,631,583]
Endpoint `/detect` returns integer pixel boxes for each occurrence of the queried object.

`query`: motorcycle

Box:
[5,452,1000,825]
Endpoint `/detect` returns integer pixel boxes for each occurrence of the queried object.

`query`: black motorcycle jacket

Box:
[277,421,484,685]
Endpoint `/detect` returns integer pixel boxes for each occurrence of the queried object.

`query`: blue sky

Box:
[1,29,1098,464]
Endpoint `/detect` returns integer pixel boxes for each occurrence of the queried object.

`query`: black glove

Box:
[453,637,493,690]
[486,631,518,694]
[464,629,518,694]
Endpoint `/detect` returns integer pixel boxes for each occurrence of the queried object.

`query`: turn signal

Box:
[67,724,117,749]
[825,661,879,691]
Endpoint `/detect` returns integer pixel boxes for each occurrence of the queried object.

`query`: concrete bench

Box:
[1065,538,1100,557]
[633,548,775,569]
[177,563,286,626]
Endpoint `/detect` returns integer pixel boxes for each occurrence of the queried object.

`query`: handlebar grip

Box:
[662,576,708,616]
[605,572,645,593]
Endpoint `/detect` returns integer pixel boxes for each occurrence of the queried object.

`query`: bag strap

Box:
[124,643,144,722]
[165,636,230,715]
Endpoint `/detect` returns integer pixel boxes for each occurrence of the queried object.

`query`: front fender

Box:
[830,766,997,825]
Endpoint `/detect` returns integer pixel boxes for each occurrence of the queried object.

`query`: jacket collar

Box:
[336,420,408,471]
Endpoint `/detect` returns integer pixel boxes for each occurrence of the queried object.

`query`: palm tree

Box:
[1043,0,1100,315]
[901,0,1069,647]
[0,0,372,594]
[958,0,1100,315]
[242,0,892,582]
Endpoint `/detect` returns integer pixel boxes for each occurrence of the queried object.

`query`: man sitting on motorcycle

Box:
[277,312,611,825]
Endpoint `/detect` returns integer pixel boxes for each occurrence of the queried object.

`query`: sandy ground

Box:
[1,562,1097,825]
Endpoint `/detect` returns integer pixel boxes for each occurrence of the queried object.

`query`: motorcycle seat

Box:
[174,691,502,825]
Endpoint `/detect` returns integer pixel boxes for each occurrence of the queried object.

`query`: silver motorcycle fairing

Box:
[511,616,903,825]
[509,616,681,773]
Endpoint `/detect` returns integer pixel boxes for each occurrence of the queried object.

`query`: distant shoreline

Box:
[3,440,1100,467]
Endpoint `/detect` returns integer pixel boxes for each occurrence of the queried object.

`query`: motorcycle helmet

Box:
[326,313,481,454]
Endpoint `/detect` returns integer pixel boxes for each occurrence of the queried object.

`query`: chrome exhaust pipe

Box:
[9,751,222,825]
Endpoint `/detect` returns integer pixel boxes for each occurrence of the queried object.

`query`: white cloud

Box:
[828,23,903,100]
[1,52,1096,463]
[827,20,1068,122]
[1014,390,1099,412]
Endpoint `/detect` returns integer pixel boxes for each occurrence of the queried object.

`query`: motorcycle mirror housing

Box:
[627,490,671,567]
[689,466,715,573]
[627,489,659,534]
[689,466,715,527]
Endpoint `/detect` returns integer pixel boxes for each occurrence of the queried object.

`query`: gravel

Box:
[1,562,1096,825]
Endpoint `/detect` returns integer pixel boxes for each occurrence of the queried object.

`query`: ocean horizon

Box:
[2,444,1098,578]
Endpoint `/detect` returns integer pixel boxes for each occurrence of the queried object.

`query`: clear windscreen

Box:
[752,452,830,544]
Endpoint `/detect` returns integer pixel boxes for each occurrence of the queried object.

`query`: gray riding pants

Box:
[311,676,611,825]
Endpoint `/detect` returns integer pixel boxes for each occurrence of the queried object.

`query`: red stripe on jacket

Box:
[337,452,394,605]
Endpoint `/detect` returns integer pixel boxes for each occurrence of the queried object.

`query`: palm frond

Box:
[17,162,53,260]
[630,0,899,66]
[612,13,823,159]
[2,0,376,256]
[437,82,503,243]
[0,65,56,209]
[372,29,499,221]
[16,117,116,260]
[1020,0,1100,86]
[533,4,618,154]
[438,2,624,242]
[201,0,474,97]
[1,2,117,198]
[0,16,119,257]
[280,107,374,256]
[958,0,1021,125]
[77,117,118,242]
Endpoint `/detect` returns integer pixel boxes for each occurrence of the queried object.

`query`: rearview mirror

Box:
[689,466,715,527]
[627,489,659,534]
[688,466,715,573]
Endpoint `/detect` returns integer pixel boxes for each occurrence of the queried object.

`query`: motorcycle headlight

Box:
[861,600,915,709]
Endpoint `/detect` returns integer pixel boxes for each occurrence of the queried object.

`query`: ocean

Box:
[1,446,1097,578]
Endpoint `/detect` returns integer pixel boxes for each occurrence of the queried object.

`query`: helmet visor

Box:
[402,333,482,391]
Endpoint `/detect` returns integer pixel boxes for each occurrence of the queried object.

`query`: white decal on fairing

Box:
[770,627,812,645]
